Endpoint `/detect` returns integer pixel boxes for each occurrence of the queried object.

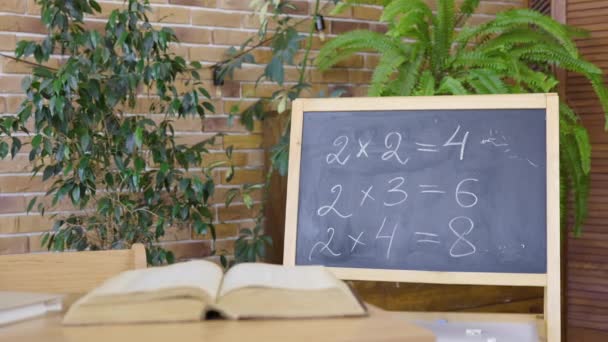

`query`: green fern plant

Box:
[317,0,608,236]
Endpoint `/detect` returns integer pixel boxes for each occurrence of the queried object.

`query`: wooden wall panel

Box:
[566,0,608,338]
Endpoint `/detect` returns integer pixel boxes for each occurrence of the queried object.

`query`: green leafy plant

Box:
[215,0,337,265]
[317,0,608,235]
[0,0,225,263]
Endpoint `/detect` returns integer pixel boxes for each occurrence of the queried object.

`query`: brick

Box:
[250,49,273,64]
[203,150,264,167]
[0,236,28,254]
[211,186,262,205]
[191,9,242,28]
[0,154,36,173]
[214,238,235,252]
[334,54,365,69]
[0,216,18,234]
[318,2,352,19]
[241,83,281,98]
[1,57,61,74]
[0,34,17,52]
[16,215,54,233]
[167,44,189,58]
[189,46,229,62]
[28,233,48,252]
[5,96,24,113]
[26,0,41,15]
[93,2,125,19]
[331,20,369,35]
[0,196,26,214]
[158,116,205,132]
[0,176,49,193]
[311,69,350,83]
[299,83,329,98]
[241,15,279,31]
[370,23,388,34]
[203,117,245,133]
[216,80,240,98]
[352,6,382,21]
[218,0,250,10]
[365,54,380,69]
[82,20,106,33]
[0,0,26,14]
[220,168,264,184]
[223,134,262,149]
[281,1,309,15]
[159,226,192,241]
[173,27,211,44]
[192,223,238,239]
[0,75,25,93]
[174,133,219,146]
[0,97,5,113]
[169,0,216,7]
[218,203,261,221]
[154,6,191,24]
[352,85,370,97]
[213,29,255,46]
[162,240,212,260]
[349,70,373,84]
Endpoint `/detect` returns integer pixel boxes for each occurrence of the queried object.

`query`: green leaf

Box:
[134,126,144,149]
[243,193,253,209]
[26,197,37,213]
[71,186,81,203]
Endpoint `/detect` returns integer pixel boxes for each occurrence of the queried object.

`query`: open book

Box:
[63,261,366,325]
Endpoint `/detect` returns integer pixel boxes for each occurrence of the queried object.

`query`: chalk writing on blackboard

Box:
[296,108,547,274]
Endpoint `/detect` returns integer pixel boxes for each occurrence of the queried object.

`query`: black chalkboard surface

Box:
[293,108,547,274]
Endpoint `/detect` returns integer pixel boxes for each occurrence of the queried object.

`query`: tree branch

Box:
[0,53,59,72]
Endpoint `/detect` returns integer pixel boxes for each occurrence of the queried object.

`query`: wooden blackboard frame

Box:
[283,94,560,341]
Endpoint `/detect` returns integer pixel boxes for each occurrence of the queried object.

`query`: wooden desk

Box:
[0,295,435,342]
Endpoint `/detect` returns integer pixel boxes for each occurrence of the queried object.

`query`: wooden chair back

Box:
[0,244,146,293]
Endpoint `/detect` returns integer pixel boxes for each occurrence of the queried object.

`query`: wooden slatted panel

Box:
[566,0,608,335]
[529,0,552,14]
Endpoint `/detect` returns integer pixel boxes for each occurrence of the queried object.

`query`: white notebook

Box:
[0,291,63,326]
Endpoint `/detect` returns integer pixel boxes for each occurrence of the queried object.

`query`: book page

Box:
[219,263,340,297]
[88,260,223,301]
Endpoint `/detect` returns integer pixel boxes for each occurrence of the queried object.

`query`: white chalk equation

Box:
[326,126,469,166]
[310,177,482,260]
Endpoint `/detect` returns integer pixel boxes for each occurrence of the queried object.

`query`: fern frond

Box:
[387,46,424,96]
[516,63,559,93]
[511,45,602,76]
[431,0,456,76]
[477,9,580,57]
[560,102,579,124]
[389,8,432,43]
[450,50,509,72]
[437,76,468,95]
[466,69,508,94]
[477,28,563,54]
[561,127,589,236]
[456,0,480,26]
[381,0,431,23]
[586,73,608,129]
[316,30,402,70]
[414,70,436,96]
[573,125,592,175]
[369,52,406,96]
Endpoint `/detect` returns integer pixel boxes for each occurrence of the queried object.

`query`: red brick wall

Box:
[0,0,523,260]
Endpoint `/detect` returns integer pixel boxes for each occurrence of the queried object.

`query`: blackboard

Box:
[291,108,547,274]
[283,94,561,342]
